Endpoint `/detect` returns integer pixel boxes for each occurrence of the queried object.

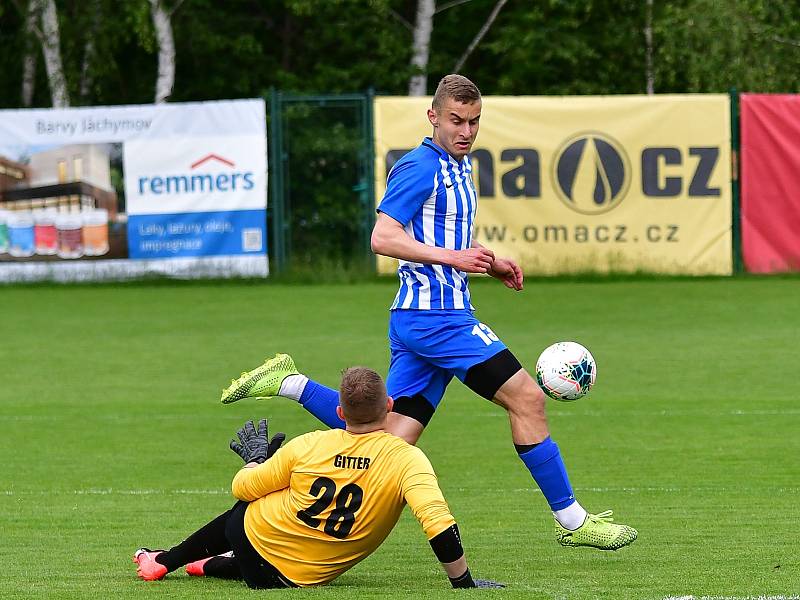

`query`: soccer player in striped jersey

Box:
[222,75,636,551]
[136,368,501,588]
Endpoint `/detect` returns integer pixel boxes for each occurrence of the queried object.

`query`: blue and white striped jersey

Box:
[377,137,477,311]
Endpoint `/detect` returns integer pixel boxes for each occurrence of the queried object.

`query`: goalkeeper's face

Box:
[428,98,481,160]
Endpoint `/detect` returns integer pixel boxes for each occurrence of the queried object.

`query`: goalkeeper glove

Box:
[229,419,285,464]
[475,579,506,588]
[449,569,505,589]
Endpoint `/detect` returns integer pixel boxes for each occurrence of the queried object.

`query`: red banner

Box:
[740,94,800,272]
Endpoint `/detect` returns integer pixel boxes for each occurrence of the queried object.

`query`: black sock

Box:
[203,555,243,580]
[156,507,235,572]
[514,442,540,454]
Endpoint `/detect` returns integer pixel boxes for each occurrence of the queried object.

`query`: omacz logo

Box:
[553,131,630,215]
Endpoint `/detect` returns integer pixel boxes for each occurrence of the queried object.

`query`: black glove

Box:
[229,419,285,464]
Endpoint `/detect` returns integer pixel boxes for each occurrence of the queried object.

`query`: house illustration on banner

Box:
[0,144,118,217]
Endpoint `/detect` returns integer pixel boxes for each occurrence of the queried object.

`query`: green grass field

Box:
[1,277,798,599]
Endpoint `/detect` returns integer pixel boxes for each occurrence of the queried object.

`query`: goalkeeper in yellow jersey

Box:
[133,367,502,589]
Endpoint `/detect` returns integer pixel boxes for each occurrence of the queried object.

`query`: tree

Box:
[645,0,654,95]
[20,0,37,106]
[654,0,800,93]
[22,0,70,107]
[148,0,182,103]
[470,0,647,95]
[408,0,435,95]
[79,0,101,102]
[2,0,800,109]
[453,0,507,72]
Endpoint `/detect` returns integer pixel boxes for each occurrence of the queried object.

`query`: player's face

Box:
[428,98,481,160]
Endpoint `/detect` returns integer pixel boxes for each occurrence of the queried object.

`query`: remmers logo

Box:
[138,153,255,195]
[552,132,630,215]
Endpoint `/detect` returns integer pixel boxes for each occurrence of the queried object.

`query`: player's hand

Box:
[229,419,285,464]
[487,257,523,291]
[449,247,495,273]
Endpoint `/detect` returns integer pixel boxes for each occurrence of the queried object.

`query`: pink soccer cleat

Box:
[185,557,213,577]
[133,548,168,581]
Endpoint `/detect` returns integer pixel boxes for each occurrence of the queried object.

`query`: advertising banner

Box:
[0,99,267,282]
[740,94,800,272]
[374,95,732,275]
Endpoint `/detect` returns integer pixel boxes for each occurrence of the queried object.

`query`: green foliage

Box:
[2,0,800,107]
[654,0,800,92]
[279,100,373,265]
[168,0,411,100]
[465,0,648,95]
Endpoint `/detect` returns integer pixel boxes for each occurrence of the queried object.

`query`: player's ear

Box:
[336,405,344,421]
[427,108,438,127]
[386,396,394,413]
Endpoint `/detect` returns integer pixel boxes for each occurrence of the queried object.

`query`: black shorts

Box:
[392,348,522,426]
[225,501,297,589]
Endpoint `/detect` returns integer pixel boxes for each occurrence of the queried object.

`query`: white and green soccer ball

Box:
[535,341,596,402]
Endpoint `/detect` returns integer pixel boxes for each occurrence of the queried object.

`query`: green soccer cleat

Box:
[221,353,298,404]
[555,510,637,550]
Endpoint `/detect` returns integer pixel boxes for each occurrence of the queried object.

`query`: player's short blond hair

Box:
[339,367,388,425]
[432,74,481,111]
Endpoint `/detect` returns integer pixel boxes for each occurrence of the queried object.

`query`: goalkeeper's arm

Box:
[429,524,474,588]
[401,451,504,588]
[429,524,505,589]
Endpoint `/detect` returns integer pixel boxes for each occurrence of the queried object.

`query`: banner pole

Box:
[269,87,285,273]
[365,87,376,271]
[729,88,743,274]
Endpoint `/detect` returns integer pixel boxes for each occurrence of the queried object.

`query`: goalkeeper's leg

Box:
[186,552,241,579]
[135,502,295,587]
[134,504,236,580]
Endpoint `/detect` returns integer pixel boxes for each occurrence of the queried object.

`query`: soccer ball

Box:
[535,342,596,402]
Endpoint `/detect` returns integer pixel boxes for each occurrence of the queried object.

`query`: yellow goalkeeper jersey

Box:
[231,428,456,587]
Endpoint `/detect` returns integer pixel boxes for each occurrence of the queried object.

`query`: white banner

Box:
[0,100,264,145]
[124,135,266,215]
[0,99,268,282]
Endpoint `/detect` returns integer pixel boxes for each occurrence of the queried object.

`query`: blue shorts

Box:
[386,309,508,409]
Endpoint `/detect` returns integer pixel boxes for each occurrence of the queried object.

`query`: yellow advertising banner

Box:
[374,95,732,275]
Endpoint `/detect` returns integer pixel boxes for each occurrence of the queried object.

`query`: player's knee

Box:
[499,376,546,418]
[530,380,546,404]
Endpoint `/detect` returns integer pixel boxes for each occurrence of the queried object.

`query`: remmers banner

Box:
[0,99,267,282]
[374,95,732,275]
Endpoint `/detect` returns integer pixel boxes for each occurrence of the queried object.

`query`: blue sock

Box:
[299,380,346,429]
[517,437,575,510]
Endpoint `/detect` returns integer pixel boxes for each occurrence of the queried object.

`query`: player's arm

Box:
[400,451,495,588]
[372,159,494,273]
[372,213,494,273]
[428,523,476,588]
[470,239,523,291]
